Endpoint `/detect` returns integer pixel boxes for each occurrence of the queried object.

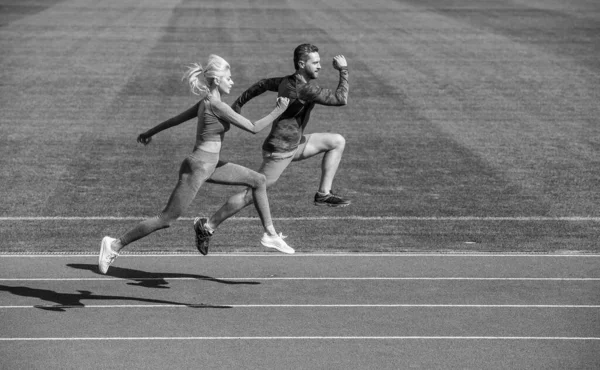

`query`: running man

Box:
[99,55,294,275]
[194,43,350,253]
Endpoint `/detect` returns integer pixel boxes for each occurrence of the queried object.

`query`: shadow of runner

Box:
[67,264,261,288]
[0,284,232,312]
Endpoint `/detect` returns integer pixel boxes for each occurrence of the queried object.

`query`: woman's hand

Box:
[137,132,153,145]
[276,97,290,110]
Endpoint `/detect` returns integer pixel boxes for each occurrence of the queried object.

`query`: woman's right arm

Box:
[137,102,200,145]
[213,97,289,134]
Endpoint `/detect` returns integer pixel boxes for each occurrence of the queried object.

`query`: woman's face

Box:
[217,70,234,95]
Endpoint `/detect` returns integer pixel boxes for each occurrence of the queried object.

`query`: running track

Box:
[1,253,599,369]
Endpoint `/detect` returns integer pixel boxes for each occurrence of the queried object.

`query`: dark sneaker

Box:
[194,217,213,255]
[314,191,351,207]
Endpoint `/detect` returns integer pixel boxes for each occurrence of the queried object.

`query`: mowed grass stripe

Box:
[1,0,183,216]
[2,1,600,254]
[288,0,600,215]
[286,2,545,218]
[3,216,600,253]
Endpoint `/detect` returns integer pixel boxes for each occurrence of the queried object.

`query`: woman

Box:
[99,55,293,275]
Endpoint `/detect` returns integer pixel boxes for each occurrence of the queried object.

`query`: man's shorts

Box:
[258,134,311,185]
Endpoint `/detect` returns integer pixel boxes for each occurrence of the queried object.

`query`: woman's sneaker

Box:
[98,236,119,274]
[261,233,295,254]
[314,191,351,207]
[194,217,213,255]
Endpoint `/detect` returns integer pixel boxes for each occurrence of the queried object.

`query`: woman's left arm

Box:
[137,102,200,145]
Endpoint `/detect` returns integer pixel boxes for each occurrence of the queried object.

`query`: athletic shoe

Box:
[261,233,295,254]
[99,236,119,274]
[314,191,351,207]
[194,217,213,255]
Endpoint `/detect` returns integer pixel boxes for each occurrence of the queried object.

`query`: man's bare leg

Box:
[294,133,351,207]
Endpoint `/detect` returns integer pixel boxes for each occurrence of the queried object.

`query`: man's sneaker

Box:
[314,191,351,207]
[261,233,295,254]
[194,217,213,255]
[99,236,119,274]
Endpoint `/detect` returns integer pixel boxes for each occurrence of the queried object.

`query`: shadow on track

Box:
[0,284,232,312]
[67,263,261,288]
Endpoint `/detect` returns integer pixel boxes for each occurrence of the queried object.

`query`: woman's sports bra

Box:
[197,98,231,142]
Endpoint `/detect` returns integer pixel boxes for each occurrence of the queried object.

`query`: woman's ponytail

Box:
[183,63,209,96]
[183,55,230,96]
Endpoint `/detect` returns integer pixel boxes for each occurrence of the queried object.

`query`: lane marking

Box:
[2,216,600,221]
[0,336,598,341]
[1,253,599,257]
[1,304,599,309]
[1,277,599,281]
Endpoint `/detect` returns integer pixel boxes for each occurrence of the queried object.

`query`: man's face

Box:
[301,52,321,79]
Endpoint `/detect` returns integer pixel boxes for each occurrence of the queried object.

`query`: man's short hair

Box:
[294,43,319,70]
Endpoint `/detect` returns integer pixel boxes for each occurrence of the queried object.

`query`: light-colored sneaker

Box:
[99,236,119,274]
[261,233,294,254]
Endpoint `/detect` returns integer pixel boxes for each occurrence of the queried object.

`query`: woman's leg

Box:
[207,161,277,235]
[206,151,295,231]
[113,155,217,253]
[206,161,293,254]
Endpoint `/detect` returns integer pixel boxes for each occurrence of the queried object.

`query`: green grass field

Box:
[1,0,599,253]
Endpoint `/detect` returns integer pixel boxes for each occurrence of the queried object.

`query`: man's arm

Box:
[231,77,284,113]
[302,55,349,106]
[302,69,349,106]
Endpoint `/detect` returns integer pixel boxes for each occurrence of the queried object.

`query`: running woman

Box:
[194,44,350,253]
[99,55,293,275]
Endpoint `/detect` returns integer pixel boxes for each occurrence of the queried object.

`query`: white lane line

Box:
[1,277,599,281]
[2,216,600,221]
[0,336,598,341]
[1,304,599,309]
[1,253,599,257]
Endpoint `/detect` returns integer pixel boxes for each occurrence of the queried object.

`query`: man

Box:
[194,43,350,253]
